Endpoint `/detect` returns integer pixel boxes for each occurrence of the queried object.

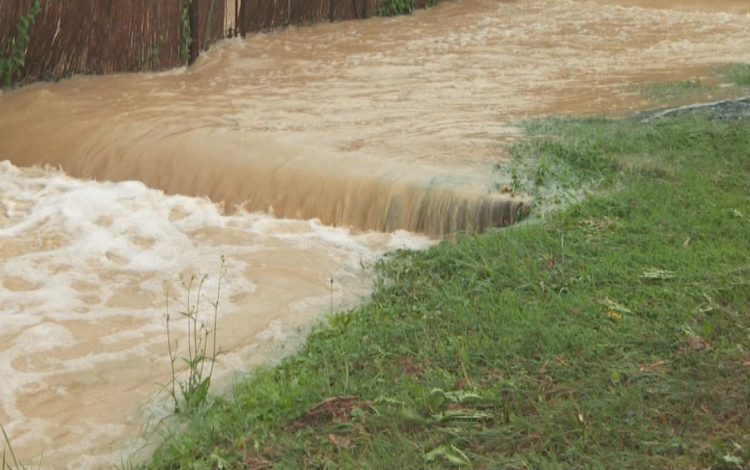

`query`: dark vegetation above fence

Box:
[0,0,441,87]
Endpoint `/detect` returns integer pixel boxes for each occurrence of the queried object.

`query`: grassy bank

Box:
[144,111,750,469]
[717,63,750,88]
[638,78,708,103]
[635,62,750,105]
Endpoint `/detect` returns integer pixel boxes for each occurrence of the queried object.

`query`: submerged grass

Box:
[1,424,41,470]
[716,63,750,88]
[144,112,750,469]
[638,78,708,103]
[633,64,750,109]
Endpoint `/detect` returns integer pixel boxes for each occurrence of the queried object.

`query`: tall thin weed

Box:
[165,256,225,415]
[1,424,43,470]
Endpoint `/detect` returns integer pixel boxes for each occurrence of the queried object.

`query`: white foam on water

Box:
[0,161,433,469]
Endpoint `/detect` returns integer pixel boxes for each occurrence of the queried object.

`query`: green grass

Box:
[716,63,750,88]
[634,63,750,107]
[638,78,708,103]
[143,112,750,470]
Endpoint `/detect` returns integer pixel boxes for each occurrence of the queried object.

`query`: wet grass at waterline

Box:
[635,62,750,105]
[716,63,750,88]
[1,424,40,470]
[142,112,750,469]
[638,78,708,103]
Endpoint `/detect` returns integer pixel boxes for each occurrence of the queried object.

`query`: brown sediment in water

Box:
[0,119,526,236]
[1,0,750,468]
[580,0,750,13]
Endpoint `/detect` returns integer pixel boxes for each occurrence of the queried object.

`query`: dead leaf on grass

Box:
[289,396,371,430]
[328,434,351,449]
[605,310,622,321]
[424,445,471,466]
[245,456,273,470]
[686,335,711,351]
[398,356,423,376]
[637,360,667,373]
[603,298,632,315]
[642,269,676,281]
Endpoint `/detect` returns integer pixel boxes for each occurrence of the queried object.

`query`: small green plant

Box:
[509,165,521,194]
[535,154,550,186]
[179,0,193,64]
[377,0,414,16]
[148,36,165,68]
[0,0,43,87]
[119,455,136,470]
[165,257,225,415]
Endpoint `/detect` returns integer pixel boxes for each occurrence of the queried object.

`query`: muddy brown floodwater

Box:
[1,0,749,467]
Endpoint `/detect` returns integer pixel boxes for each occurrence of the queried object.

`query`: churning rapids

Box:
[1,0,750,467]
